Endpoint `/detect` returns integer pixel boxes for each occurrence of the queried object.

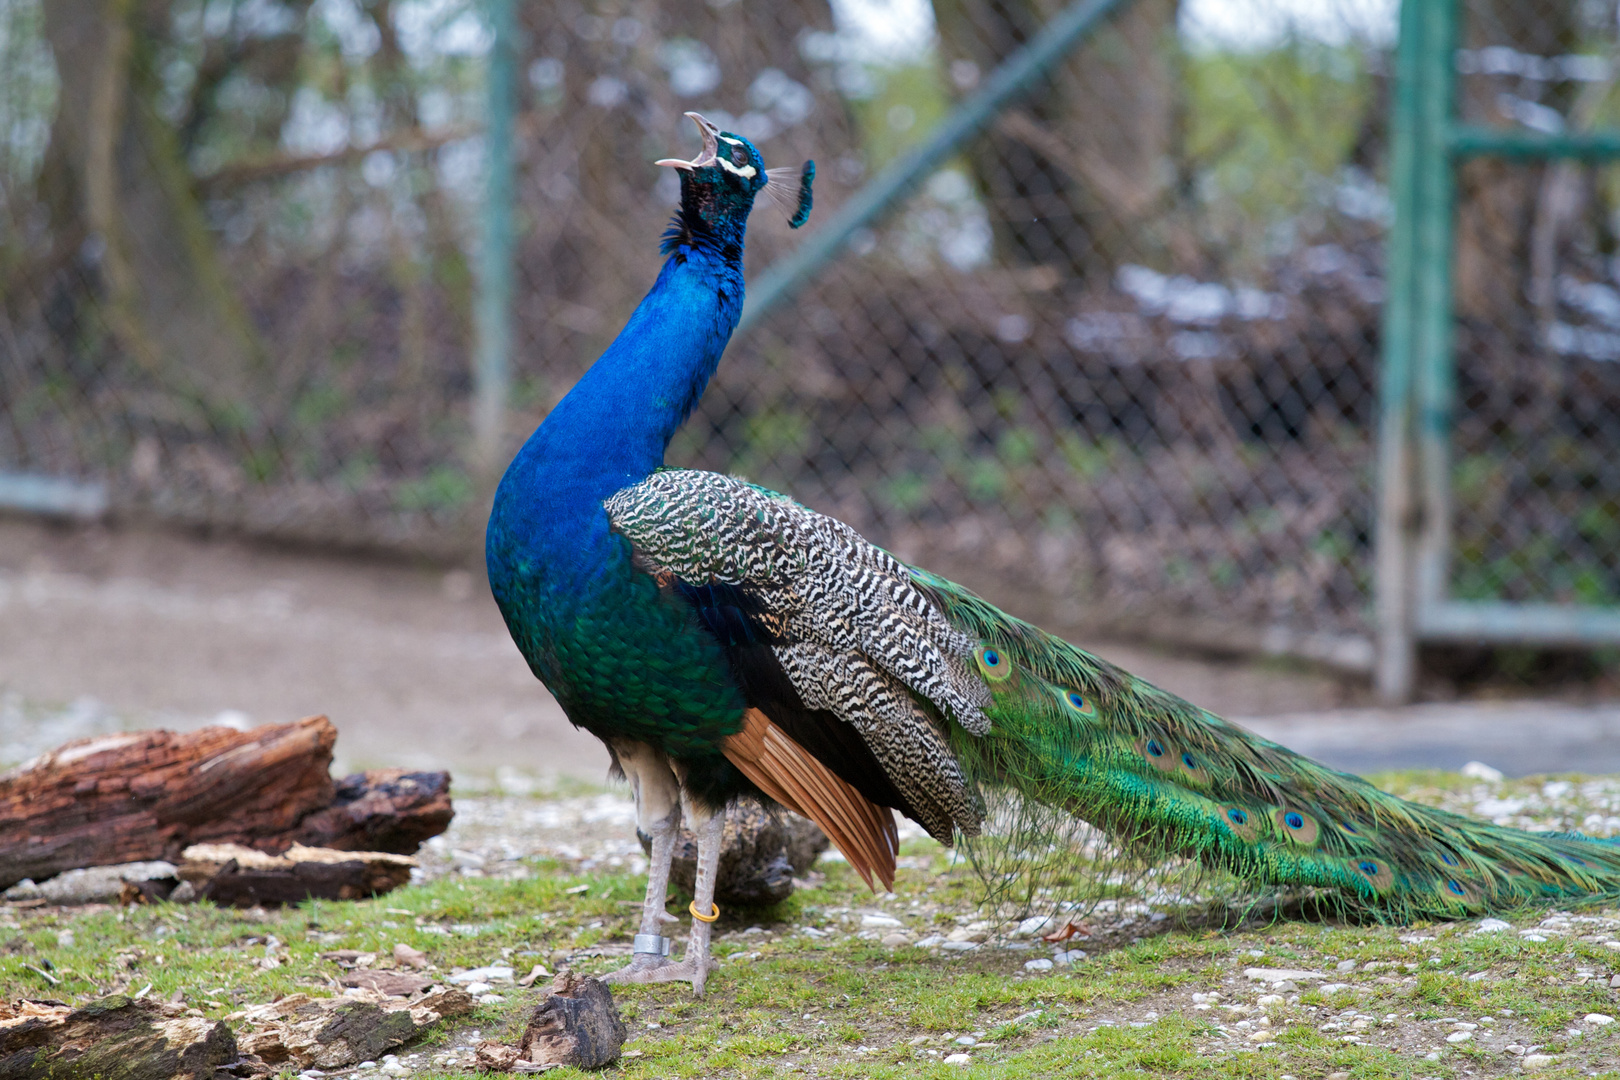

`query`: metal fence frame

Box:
[1376,0,1620,701]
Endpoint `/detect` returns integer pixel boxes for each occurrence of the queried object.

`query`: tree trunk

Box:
[933,0,1180,278]
[39,0,268,429]
[1453,0,1581,325]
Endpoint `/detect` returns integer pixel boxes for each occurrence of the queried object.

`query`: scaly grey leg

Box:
[601,742,684,984]
[681,806,726,997]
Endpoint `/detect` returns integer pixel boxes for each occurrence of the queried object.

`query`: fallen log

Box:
[231,987,474,1068]
[0,716,452,890]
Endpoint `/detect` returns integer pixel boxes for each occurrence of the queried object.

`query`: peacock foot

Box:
[600,952,716,993]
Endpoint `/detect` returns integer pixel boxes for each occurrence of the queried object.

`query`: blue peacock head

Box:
[656,112,813,256]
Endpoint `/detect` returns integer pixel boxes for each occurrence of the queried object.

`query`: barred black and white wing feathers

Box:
[605,469,987,842]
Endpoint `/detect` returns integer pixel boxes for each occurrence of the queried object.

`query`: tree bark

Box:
[39,0,269,427]
[933,0,1181,278]
[0,716,452,890]
[1454,0,1581,325]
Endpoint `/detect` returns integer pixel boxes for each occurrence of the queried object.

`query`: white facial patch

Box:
[714,135,758,178]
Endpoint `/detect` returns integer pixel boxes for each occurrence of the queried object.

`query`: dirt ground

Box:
[2,514,1618,782]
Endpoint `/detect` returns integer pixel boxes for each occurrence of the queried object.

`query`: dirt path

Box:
[3,516,1616,781]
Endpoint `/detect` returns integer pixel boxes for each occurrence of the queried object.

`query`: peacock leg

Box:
[678,802,726,997]
[602,742,684,984]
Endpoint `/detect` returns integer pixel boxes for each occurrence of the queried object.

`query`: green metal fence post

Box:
[472,0,517,483]
[1374,0,1429,702]
[1411,0,1459,629]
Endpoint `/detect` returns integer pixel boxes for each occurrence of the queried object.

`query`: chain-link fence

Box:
[2,0,1614,683]
[1447,4,1620,615]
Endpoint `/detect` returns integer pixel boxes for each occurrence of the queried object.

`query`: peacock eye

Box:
[730,146,749,166]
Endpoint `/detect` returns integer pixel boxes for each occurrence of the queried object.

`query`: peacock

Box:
[485,112,1620,996]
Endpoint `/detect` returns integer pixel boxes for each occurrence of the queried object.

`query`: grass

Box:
[6,772,1620,1078]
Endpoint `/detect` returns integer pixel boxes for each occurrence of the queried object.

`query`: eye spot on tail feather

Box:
[1138,737,1180,773]
[976,646,1012,681]
[1273,807,1320,845]
[1222,805,1260,841]
[1054,687,1095,717]
[1353,858,1394,890]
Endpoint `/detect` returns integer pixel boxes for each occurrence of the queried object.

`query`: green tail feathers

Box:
[911,568,1620,919]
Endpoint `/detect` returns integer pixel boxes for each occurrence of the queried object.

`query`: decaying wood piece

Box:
[177,843,416,907]
[518,972,626,1070]
[0,995,248,1079]
[641,801,830,906]
[0,716,452,890]
[231,987,474,1069]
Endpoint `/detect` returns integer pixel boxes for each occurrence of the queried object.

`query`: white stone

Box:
[940,940,979,952]
[1243,968,1325,983]
[1445,1031,1472,1043]
[1585,1013,1615,1026]
[1247,1029,1276,1043]
[448,966,515,984]
[1024,958,1054,972]
[861,914,903,929]
[946,927,988,944]
[1318,983,1350,993]
[1054,949,1087,965]
[479,994,504,1004]
[1256,995,1284,1007]
[1523,1055,1559,1070]
[1473,918,1513,933]
[955,1035,976,1045]
[1335,959,1357,971]
[943,1053,972,1065]
[1460,761,1504,782]
[464,982,491,995]
[914,935,945,949]
[880,933,911,948]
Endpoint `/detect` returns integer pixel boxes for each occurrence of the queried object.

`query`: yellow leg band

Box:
[689,900,720,923]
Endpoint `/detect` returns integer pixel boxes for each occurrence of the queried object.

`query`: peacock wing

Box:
[605,469,988,843]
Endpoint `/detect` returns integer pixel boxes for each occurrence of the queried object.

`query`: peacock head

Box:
[656,112,814,254]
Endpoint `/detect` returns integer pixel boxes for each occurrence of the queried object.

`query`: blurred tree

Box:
[933,0,1181,279]
[1454,0,1581,326]
[37,0,291,428]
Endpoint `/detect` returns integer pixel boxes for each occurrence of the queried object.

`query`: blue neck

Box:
[488,238,744,584]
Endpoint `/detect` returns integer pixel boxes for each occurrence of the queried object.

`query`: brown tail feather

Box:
[721,708,897,891]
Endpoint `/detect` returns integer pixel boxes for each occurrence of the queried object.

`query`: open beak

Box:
[654,112,721,170]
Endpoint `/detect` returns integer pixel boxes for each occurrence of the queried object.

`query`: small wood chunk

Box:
[393,943,428,969]
[338,970,434,997]
[0,995,239,1077]
[519,971,626,1069]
